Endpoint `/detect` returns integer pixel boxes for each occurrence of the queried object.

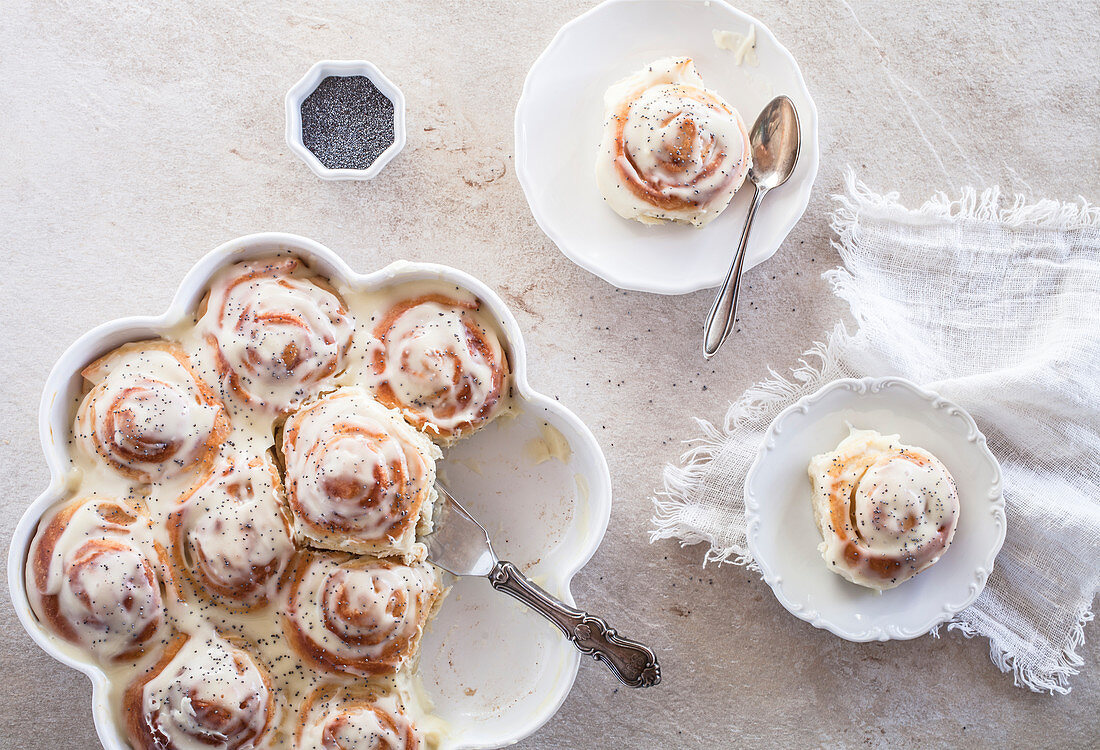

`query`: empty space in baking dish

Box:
[420,397,610,745]
[9,232,613,750]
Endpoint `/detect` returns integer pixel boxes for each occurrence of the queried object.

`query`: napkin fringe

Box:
[650,172,1100,692]
[834,167,1100,233]
[650,325,851,567]
[651,423,755,566]
[932,602,1095,695]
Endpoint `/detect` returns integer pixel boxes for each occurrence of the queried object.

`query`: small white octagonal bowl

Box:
[285,60,407,180]
[8,232,611,749]
[745,377,1006,642]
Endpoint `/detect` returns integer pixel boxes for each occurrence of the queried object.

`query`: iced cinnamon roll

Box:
[27,497,166,661]
[809,428,961,590]
[283,552,443,678]
[74,340,230,483]
[123,631,276,750]
[282,387,441,558]
[296,683,424,750]
[168,451,295,611]
[365,293,509,441]
[201,257,355,413]
[596,57,751,227]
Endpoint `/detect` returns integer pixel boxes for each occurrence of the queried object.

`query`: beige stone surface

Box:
[1,1,1097,748]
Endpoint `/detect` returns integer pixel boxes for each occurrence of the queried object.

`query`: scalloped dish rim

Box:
[513,0,821,295]
[6,232,613,750]
[744,376,1007,642]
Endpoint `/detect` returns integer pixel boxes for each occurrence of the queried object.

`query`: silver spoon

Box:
[423,483,660,688]
[702,95,801,359]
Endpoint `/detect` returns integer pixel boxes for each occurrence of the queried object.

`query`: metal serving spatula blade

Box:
[424,484,660,688]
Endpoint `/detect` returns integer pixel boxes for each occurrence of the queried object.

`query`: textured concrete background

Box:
[1,1,1098,748]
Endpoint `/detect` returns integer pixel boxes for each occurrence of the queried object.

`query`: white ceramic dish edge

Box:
[285,60,408,181]
[513,0,821,295]
[744,376,1007,642]
[7,232,612,750]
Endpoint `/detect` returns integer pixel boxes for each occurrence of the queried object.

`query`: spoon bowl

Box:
[748,95,801,191]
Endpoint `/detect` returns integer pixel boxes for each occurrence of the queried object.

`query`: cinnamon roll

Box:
[808,428,961,590]
[595,57,752,227]
[282,387,441,558]
[201,257,355,413]
[168,451,295,611]
[284,552,443,677]
[123,631,276,750]
[27,497,166,661]
[296,683,424,750]
[74,340,230,483]
[365,293,509,441]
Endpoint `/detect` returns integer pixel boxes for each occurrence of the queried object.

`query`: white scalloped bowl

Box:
[744,377,1006,642]
[514,0,820,294]
[7,232,612,749]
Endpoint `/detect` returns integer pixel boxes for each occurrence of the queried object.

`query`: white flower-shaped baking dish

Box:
[745,377,1006,642]
[7,232,612,749]
[285,60,407,180]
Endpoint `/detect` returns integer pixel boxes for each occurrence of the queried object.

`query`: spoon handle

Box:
[702,184,766,359]
[488,560,660,688]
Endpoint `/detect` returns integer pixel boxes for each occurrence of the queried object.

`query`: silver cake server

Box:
[423,483,661,688]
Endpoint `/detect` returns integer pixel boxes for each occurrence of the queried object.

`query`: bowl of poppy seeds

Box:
[285,60,406,180]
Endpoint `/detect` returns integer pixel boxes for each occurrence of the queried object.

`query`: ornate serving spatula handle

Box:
[488,560,660,688]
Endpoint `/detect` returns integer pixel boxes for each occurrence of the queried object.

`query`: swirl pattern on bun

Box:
[365,294,508,441]
[27,497,166,661]
[26,253,524,747]
[596,57,751,227]
[202,257,355,413]
[124,632,276,750]
[297,683,423,750]
[809,428,960,590]
[75,340,230,483]
[282,387,441,558]
[168,451,295,611]
[284,552,443,677]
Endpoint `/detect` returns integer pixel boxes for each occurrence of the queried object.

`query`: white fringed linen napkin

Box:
[651,173,1100,693]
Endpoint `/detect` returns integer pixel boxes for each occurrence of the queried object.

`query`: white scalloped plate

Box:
[514,0,820,294]
[7,233,612,749]
[744,377,1006,642]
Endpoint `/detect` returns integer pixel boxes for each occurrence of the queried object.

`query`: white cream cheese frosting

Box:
[169,451,295,611]
[75,341,230,483]
[26,257,507,749]
[808,428,961,591]
[130,631,276,750]
[355,287,510,442]
[595,57,752,227]
[281,386,442,559]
